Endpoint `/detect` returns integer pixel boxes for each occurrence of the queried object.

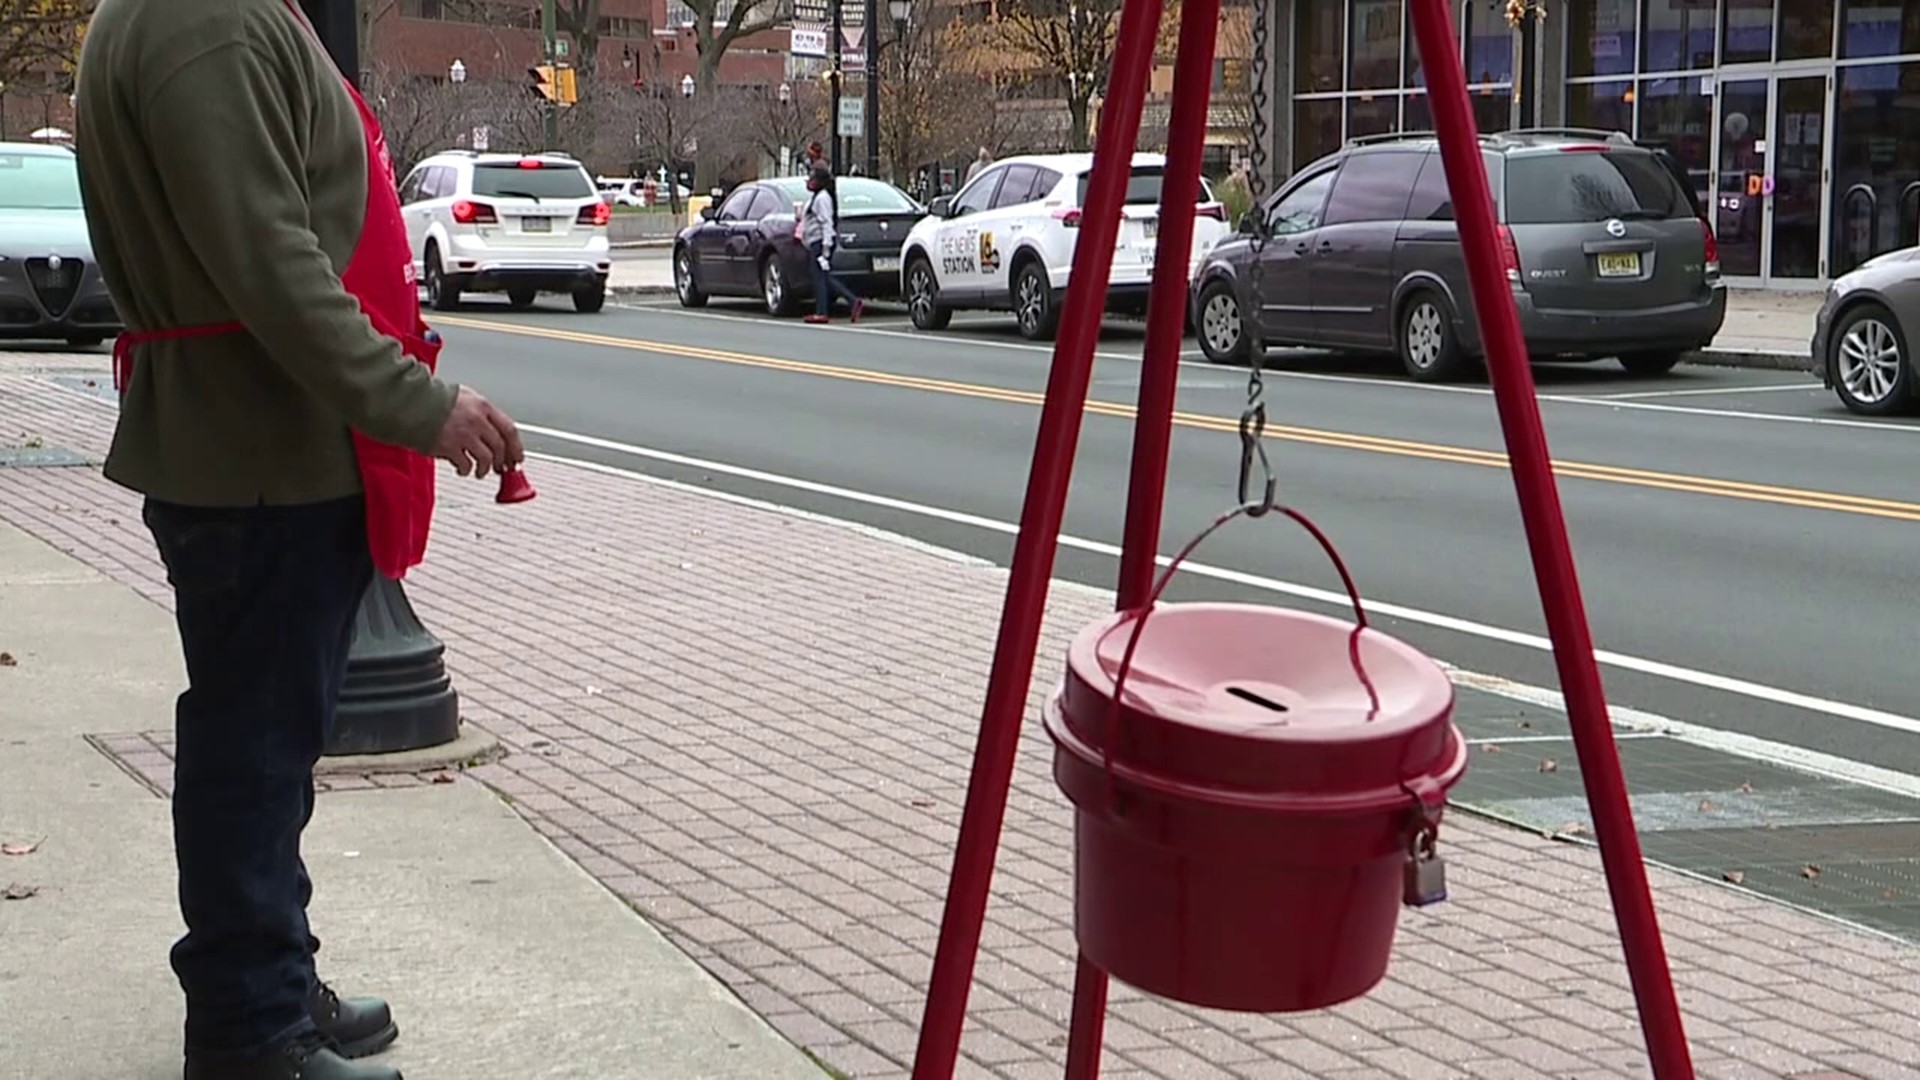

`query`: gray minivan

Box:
[1191,129,1727,381]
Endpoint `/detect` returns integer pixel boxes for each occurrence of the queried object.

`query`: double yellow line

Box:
[436,315,1920,524]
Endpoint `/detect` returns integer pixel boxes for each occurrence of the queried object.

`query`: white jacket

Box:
[802,189,837,250]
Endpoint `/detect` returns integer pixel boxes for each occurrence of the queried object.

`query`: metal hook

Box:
[1237,402,1277,516]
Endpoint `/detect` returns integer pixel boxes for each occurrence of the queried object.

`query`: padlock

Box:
[1402,828,1448,907]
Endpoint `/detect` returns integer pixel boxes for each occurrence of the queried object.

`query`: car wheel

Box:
[762,256,798,318]
[1618,350,1683,376]
[65,334,105,349]
[675,247,707,309]
[1196,281,1248,365]
[573,281,608,314]
[425,245,460,312]
[507,287,537,310]
[1012,260,1059,342]
[906,256,951,331]
[1398,290,1469,382]
[1830,303,1915,416]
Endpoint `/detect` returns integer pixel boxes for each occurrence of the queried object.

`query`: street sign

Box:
[554,38,569,57]
[472,125,491,151]
[791,26,828,57]
[836,96,864,138]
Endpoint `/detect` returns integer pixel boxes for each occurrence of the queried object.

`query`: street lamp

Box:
[681,74,695,97]
[449,58,467,83]
[779,82,792,105]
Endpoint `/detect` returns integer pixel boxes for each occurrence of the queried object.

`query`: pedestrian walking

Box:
[801,164,864,325]
[965,146,993,182]
[72,1,524,1078]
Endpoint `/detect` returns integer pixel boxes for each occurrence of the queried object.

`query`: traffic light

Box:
[529,64,556,100]
[528,64,578,105]
[554,65,578,105]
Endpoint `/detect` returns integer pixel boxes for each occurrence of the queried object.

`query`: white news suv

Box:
[399,150,612,313]
[898,152,1229,341]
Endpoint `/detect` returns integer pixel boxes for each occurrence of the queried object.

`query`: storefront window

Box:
[1840,0,1920,58]
[1406,92,1430,130]
[1297,0,1345,94]
[1294,98,1345,167]
[1349,0,1403,90]
[1831,63,1920,274]
[1635,75,1712,214]
[1348,94,1400,138]
[1462,0,1514,84]
[1721,0,1775,64]
[1778,0,1836,59]
[1567,80,1634,135]
[1642,0,1717,72]
[1570,0,1636,77]
[1472,87,1513,134]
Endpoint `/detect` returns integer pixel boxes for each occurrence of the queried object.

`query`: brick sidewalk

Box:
[4,357,1918,1080]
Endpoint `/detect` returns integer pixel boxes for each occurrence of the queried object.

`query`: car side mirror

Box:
[929,196,953,218]
[700,206,717,221]
[1238,212,1264,237]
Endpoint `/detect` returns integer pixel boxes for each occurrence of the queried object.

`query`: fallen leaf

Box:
[910,799,935,809]
[1,841,39,856]
[1722,870,1746,885]
[0,652,15,667]
[1517,720,1534,730]
[430,772,455,785]
[1481,743,1505,754]
[1559,822,1590,837]
[1737,781,1755,795]
[1539,758,1559,773]
[1698,799,1717,813]
[2,884,38,900]
[23,436,43,449]
[1802,864,1822,880]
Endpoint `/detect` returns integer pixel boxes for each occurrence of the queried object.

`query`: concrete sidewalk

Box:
[0,480,826,1074]
[6,353,1920,1079]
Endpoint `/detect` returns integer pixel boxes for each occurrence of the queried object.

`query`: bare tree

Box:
[1,0,87,92]
[746,80,829,172]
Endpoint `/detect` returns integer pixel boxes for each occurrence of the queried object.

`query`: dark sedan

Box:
[673,177,924,317]
[0,141,122,347]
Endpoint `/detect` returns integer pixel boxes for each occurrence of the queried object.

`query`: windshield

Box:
[472,162,595,200]
[1503,150,1692,224]
[770,177,917,213]
[1074,166,1210,207]
[0,151,82,211]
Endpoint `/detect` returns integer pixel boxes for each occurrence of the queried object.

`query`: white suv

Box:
[399,150,612,313]
[898,152,1229,340]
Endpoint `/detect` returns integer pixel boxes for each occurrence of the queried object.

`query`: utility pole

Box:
[830,0,845,175]
[864,0,879,178]
[542,0,560,149]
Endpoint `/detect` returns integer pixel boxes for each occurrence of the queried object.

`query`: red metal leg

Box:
[1404,1,1695,1077]
[906,0,1168,1074]
[1060,954,1110,1080]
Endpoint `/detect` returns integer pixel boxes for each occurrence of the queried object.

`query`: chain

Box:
[1237,0,1276,515]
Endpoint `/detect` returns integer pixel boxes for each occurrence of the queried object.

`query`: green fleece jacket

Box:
[73,0,457,507]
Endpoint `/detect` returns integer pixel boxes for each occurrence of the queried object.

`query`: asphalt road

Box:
[429,293,1920,781]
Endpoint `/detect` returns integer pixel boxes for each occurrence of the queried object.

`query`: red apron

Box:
[112,0,440,581]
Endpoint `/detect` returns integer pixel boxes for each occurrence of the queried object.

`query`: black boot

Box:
[308,981,400,1059]
[183,1031,403,1080]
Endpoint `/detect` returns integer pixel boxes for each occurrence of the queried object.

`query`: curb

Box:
[609,284,677,299]
[1681,346,1811,373]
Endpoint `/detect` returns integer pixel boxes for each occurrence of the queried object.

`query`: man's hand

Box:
[816,252,832,272]
[431,386,524,478]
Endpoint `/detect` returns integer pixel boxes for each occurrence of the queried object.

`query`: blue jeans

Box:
[143,495,373,1058]
[808,241,861,317]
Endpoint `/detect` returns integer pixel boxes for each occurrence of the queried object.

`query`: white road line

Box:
[526,441,1920,799]
[1583,383,1820,401]
[518,423,1920,744]
[587,305,1915,435]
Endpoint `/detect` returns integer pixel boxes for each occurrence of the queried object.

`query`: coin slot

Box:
[1226,686,1290,713]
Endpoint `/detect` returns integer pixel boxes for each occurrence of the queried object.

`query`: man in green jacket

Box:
[73,0,523,1077]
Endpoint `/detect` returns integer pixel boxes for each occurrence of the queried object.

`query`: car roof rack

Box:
[1342,130,1502,150]
[1503,126,1635,145]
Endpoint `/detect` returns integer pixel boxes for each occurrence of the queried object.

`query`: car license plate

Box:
[523,217,552,233]
[1597,251,1641,277]
[872,255,900,273]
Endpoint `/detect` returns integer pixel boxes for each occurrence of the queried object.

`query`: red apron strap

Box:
[112,320,247,393]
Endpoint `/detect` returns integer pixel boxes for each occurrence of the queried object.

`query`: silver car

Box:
[1813,247,1920,416]
[0,141,121,347]
[1191,129,1727,382]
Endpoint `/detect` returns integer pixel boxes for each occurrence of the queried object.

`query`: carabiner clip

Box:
[1237,403,1278,517]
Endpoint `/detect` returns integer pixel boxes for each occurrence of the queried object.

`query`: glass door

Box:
[1715,78,1769,279]
[1770,75,1828,279]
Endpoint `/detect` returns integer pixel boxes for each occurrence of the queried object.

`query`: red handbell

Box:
[495,466,536,504]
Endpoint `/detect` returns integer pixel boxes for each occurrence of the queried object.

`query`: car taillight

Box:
[1052,207,1083,228]
[1700,218,1720,276]
[1196,202,1227,221]
[577,201,611,227]
[451,200,497,224]
[517,158,544,169]
[1496,224,1521,283]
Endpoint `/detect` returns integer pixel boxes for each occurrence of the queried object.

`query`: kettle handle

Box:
[1098,501,1380,804]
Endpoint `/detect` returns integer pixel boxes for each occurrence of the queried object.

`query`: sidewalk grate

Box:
[0,443,89,468]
